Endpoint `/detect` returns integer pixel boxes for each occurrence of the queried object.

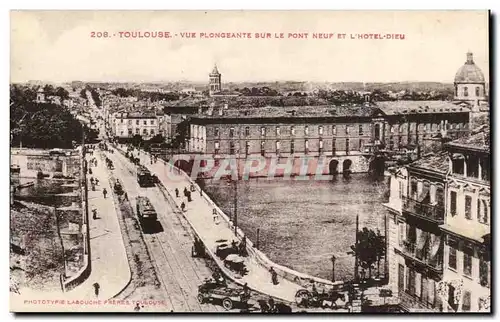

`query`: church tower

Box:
[209,64,221,96]
[453,52,487,110]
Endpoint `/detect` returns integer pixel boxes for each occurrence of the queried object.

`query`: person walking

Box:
[93,282,100,298]
[95,178,99,186]
[212,208,220,225]
[102,188,107,199]
[92,208,98,220]
[175,188,179,198]
[187,191,192,202]
[123,192,128,201]
[270,267,279,285]
[180,202,186,212]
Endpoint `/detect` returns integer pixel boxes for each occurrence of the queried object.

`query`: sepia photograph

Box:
[9,10,491,313]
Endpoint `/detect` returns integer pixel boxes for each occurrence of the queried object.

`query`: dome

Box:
[454,52,485,83]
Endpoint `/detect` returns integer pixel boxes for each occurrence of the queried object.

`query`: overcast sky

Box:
[10,10,489,83]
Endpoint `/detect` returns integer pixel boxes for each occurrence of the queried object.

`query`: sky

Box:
[10,10,490,84]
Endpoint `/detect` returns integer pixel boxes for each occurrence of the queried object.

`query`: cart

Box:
[223,254,248,276]
[197,280,250,310]
[215,240,239,260]
[295,284,346,309]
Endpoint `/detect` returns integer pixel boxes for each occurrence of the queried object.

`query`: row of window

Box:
[120,128,156,136]
[451,155,490,181]
[213,122,467,138]
[455,86,483,97]
[213,139,361,155]
[448,238,490,288]
[119,119,156,125]
[449,191,489,224]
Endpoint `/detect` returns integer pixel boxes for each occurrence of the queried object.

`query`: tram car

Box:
[137,166,156,187]
[136,196,158,222]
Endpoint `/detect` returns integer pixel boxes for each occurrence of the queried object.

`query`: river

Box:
[201,174,390,282]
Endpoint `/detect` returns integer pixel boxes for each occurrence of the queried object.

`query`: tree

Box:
[351,227,386,280]
[131,134,143,147]
[55,87,69,100]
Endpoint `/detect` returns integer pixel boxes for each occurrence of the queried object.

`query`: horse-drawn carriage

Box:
[191,236,206,258]
[294,282,349,309]
[113,180,124,195]
[197,278,250,311]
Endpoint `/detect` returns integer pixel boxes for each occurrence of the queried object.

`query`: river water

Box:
[202,174,390,282]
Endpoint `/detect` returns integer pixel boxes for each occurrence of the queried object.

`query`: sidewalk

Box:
[65,149,131,300]
[126,147,303,303]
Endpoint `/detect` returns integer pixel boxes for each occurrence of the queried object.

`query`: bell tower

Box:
[209,64,221,96]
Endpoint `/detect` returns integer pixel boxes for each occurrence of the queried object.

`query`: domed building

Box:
[453,52,488,109]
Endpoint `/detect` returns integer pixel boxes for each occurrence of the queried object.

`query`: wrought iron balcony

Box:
[402,196,445,223]
[399,240,443,271]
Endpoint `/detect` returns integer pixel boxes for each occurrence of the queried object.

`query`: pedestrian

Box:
[187,191,192,202]
[180,202,186,212]
[270,267,279,285]
[183,187,188,197]
[90,177,95,185]
[212,208,219,225]
[175,188,179,198]
[123,192,128,201]
[268,297,275,312]
[88,168,93,175]
[93,282,100,298]
[92,208,98,220]
[134,303,141,312]
[95,178,99,186]
[103,188,107,199]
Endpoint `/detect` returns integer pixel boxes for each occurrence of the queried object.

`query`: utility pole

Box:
[331,255,336,282]
[256,228,260,249]
[233,178,238,236]
[354,213,359,282]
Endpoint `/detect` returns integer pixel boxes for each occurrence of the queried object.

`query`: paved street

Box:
[106,148,225,312]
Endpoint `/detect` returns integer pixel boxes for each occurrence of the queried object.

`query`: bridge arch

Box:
[343,159,352,173]
[329,159,339,175]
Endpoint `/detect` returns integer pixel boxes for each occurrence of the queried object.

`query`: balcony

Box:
[397,240,443,272]
[402,197,444,223]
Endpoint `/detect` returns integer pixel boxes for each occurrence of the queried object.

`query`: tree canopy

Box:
[10,84,97,149]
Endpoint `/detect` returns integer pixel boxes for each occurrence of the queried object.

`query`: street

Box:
[105,147,225,312]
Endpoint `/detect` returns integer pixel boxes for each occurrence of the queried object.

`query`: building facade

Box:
[384,127,490,312]
[111,110,172,140]
[183,103,471,174]
[439,128,490,312]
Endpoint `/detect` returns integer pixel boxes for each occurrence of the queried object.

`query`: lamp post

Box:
[331,255,336,282]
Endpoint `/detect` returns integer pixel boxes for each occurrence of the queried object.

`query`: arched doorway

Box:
[343,159,352,173]
[329,160,339,175]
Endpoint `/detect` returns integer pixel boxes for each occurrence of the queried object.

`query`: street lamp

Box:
[331,255,336,282]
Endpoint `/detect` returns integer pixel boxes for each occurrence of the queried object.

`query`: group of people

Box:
[176,184,199,212]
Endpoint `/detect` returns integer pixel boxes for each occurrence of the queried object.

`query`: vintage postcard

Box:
[10,10,490,313]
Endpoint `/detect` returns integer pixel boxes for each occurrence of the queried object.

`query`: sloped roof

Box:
[446,126,490,153]
[409,151,449,174]
[376,101,470,115]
